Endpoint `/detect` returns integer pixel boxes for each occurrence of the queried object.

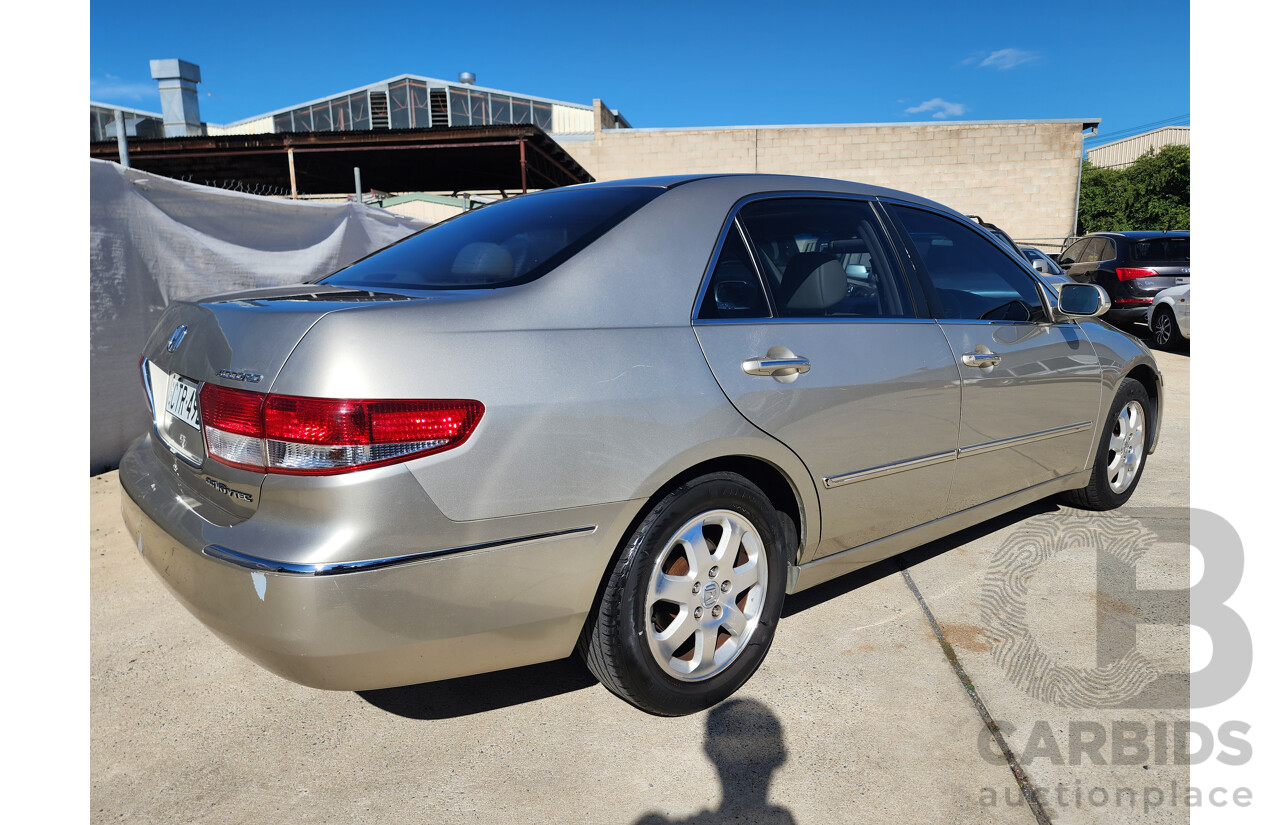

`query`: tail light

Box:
[1115,267,1158,281]
[199,383,483,475]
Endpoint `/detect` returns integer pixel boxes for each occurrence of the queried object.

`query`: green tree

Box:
[1076,144,1190,234]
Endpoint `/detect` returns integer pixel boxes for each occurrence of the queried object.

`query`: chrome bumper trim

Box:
[957,420,1094,459]
[823,450,956,489]
[202,525,598,576]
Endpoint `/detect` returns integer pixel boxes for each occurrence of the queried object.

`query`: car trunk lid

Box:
[1122,236,1190,297]
[139,284,421,518]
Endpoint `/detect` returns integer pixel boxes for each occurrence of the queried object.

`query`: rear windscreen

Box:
[322,186,663,290]
[1130,237,1190,264]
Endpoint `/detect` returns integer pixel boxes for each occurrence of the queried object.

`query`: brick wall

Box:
[561,113,1088,240]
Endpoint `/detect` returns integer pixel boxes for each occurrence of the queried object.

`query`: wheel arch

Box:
[578,453,816,646]
[1123,362,1162,454]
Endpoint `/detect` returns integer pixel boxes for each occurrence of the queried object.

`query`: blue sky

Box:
[89,0,1188,145]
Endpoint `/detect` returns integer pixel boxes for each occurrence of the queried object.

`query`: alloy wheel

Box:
[644,509,768,682]
[1107,400,1146,493]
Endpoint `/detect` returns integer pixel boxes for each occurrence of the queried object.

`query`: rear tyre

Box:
[579,472,786,716]
[1061,377,1151,511]
[1150,305,1184,349]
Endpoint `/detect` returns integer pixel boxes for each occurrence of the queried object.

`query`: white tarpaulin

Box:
[90,159,427,473]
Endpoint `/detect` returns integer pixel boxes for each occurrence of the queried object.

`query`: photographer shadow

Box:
[635,699,797,825]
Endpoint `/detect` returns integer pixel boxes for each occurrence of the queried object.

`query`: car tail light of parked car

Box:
[198,381,484,475]
[1115,267,1159,282]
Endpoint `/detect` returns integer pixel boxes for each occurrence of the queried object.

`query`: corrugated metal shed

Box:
[1087,126,1190,170]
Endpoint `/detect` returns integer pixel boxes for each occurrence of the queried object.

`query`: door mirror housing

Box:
[1057,283,1111,317]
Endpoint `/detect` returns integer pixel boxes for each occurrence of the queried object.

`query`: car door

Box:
[1062,237,1114,286]
[693,196,961,561]
[884,203,1103,513]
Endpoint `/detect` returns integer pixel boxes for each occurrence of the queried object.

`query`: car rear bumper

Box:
[1105,303,1153,323]
[119,435,640,691]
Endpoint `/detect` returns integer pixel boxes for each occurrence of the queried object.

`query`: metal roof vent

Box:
[458,72,476,85]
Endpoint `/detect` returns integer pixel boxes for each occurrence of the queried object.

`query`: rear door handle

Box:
[961,351,1002,368]
[742,348,811,383]
[742,357,811,376]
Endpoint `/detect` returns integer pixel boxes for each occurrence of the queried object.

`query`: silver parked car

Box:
[1147,284,1191,349]
[120,175,1163,716]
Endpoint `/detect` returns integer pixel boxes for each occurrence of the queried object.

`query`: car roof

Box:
[561,173,959,216]
[1082,231,1190,240]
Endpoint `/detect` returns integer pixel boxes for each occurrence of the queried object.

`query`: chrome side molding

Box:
[822,421,1093,489]
[957,421,1094,459]
[824,450,955,489]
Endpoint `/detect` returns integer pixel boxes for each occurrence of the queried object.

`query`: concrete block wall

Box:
[563,118,1088,240]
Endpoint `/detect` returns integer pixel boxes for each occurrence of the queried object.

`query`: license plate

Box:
[165,375,201,429]
[1175,277,1189,285]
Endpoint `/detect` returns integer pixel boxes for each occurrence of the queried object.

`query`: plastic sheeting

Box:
[90,159,427,474]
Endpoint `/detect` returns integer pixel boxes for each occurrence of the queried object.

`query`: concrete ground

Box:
[91,346,1190,825]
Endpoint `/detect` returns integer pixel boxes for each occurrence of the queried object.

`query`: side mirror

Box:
[1031,259,1047,273]
[1057,283,1111,317]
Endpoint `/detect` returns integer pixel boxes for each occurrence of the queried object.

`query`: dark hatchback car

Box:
[1058,232,1190,324]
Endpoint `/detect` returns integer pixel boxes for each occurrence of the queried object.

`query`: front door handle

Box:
[961,351,1002,368]
[742,347,811,383]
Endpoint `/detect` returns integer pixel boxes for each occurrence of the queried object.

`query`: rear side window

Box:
[1130,236,1190,264]
[893,206,1044,322]
[322,186,663,290]
[734,198,913,318]
[698,224,770,319]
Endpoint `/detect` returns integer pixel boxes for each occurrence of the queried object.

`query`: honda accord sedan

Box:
[120,174,1163,716]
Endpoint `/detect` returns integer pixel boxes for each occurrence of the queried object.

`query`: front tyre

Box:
[579,472,786,716]
[1061,377,1151,510]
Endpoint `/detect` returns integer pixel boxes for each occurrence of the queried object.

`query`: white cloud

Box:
[976,48,1038,70]
[905,98,967,119]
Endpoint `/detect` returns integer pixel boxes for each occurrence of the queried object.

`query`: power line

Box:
[1085,114,1190,145]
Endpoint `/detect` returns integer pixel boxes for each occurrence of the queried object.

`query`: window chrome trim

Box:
[824,450,956,489]
[202,525,598,576]
[957,421,1094,459]
[691,215,774,322]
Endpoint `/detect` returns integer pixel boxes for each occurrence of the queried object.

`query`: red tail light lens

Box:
[198,384,483,475]
[200,384,267,472]
[201,385,266,437]
[1115,267,1158,282]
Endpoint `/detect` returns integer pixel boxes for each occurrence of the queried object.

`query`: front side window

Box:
[892,206,1044,322]
[735,198,913,318]
[1060,238,1089,265]
[323,186,663,290]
